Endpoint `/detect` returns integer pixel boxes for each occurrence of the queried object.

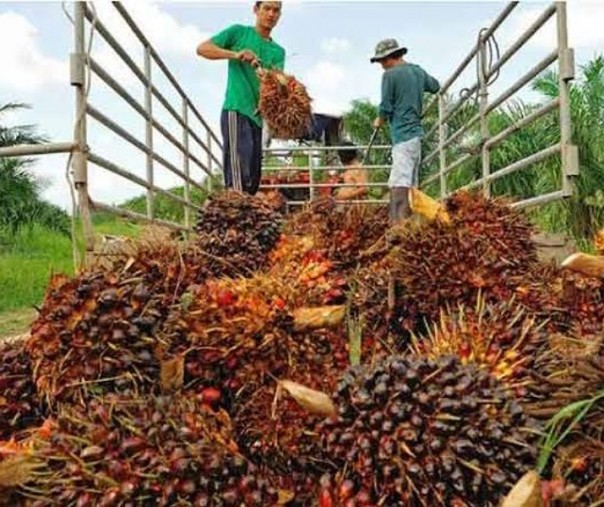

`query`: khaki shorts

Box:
[388,137,421,188]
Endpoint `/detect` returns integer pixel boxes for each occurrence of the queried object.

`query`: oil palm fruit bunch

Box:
[287,200,389,272]
[26,271,165,404]
[410,296,546,399]
[317,355,539,506]
[258,69,312,140]
[195,191,284,277]
[0,341,43,440]
[389,190,537,331]
[160,275,296,399]
[25,243,206,405]
[20,394,280,506]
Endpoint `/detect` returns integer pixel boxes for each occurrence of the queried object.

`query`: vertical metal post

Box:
[437,94,447,199]
[144,45,154,219]
[308,151,315,200]
[182,98,191,230]
[72,1,94,263]
[478,32,491,197]
[206,131,213,193]
[556,2,578,196]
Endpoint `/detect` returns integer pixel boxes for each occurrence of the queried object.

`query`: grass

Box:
[0,307,36,339]
[0,214,141,337]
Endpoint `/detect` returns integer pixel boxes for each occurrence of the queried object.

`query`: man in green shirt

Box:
[197,2,285,195]
[371,38,440,223]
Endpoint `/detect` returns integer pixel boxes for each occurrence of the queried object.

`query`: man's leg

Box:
[248,120,263,195]
[388,137,422,224]
[220,110,235,189]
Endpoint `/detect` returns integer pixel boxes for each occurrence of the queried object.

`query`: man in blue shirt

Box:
[371,38,440,223]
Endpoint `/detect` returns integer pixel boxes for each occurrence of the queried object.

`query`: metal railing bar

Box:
[283,199,388,205]
[422,152,475,186]
[86,104,206,192]
[487,3,556,79]
[89,151,203,211]
[259,182,389,190]
[83,6,146,84]
[264,144,391,154]
[462,143,560,190]
[510,189,565,209]
[92,200,189,231]
[487,50,558,114]
[485,98,559,149]
[0,142,76,157]
[112,2,222,147]
[262,164,390,172]
[151,86,220,166]
[425,83,479,141]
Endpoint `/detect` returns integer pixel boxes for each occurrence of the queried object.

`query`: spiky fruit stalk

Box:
[318,355,539,506]
[389,190,537,332]
[410,297,546,398]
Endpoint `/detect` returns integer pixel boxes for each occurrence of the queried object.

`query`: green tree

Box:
[530,56,604,241]
[0,102,69,236]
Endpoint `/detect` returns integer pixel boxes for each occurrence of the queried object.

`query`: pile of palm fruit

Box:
[2,189,604,506]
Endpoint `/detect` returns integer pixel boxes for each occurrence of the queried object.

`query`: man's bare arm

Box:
[197,40,258,66]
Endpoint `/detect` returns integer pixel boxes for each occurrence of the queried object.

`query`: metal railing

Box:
[421,1,578,209]
[260,144,391,209]
[0,1,223,258]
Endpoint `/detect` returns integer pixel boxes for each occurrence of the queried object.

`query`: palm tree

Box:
[530,56,604,241]
[0,102,69,235]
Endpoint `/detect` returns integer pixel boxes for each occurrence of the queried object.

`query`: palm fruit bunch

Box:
[286,199,389,272]
[26,243,207,404]
[410,296,546,399]
[160,274,296,400]
[17,393,280,506]
[195,191,284,276]
[233,377,339,505]
[258,69,312,140]
[515,262,604,337]
[26,271,164,404]
[269,235,348,307]
[0,341,44,441]
[389,190,537,331]
[317,355,539,506]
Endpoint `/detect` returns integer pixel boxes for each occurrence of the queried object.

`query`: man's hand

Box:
[236,49,259,67]
[373,116,385,129]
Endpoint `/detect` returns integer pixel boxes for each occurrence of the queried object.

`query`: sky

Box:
[1,0,603,211]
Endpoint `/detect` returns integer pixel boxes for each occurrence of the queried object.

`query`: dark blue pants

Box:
[220,110,262,195]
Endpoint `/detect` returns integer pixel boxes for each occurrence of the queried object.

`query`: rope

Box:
[459,28,501,105]
[61,2,98,271]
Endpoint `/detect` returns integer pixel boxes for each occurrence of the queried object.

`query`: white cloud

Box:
[88,1,210,86]
[321,37,351,55]
[0,11,67,92]
[303,61,349,116]
[503,1,604,50]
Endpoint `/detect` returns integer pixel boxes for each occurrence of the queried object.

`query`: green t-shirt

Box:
[378,63,440,144]
[211,24,286,127]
